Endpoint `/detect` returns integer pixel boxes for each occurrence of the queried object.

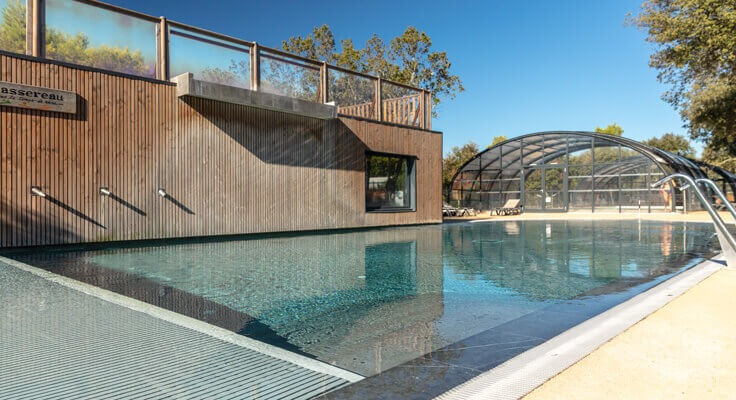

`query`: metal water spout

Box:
[653,173,736,267]
[30,186,46,197]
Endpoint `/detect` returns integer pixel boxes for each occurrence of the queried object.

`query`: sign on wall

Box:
[0,81,77,114]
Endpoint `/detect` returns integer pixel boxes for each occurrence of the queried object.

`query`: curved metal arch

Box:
[467,140,614,183]
[685,157,736,198]
[645,148,707,180]
[448,131,675,199]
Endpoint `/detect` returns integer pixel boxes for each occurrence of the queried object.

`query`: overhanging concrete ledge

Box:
[172,73,338,119]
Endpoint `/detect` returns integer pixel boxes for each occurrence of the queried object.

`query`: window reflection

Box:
[44,0,157,78]
[366,153,415,211]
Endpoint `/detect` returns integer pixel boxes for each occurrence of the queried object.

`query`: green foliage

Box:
[367,155,407,191]
[568,148,593,166]
[44,29,90,65]
[200,67,240,86]
[628,0,736,157]
[83,45,148,76]
[683,79,736,155]
[0,1,149,76]
[283,25,464,116]
[260,54,320,101]
[282,24,337,64]
[589,124,623,163]
[0,0,24,54]
[702,146,736,172]
[594,123,624,136]
[524,169,542,191]
[491,135,508,146]
[442,142,480,198]
[642,133,695,157]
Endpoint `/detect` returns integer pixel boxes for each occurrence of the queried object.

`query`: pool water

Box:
[7,220,717,381]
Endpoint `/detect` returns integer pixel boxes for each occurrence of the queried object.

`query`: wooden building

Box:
[0,51,442,248]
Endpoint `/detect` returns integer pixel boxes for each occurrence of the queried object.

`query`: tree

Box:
[0,1,149,76]
[628,0,736,158]
[491,135,508,146]
[0,0,24,54]
[702,146,736,172]
[589,123,625,163]
[594,123,624,136]
[200,67,240,86]
[642,133,695,157]
[282,25,464,116]
[442,142,480,199]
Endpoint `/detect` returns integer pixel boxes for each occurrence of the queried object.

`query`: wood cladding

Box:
[0,53,442,248]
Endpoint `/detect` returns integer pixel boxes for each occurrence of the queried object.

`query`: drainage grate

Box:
[0,262,353,400]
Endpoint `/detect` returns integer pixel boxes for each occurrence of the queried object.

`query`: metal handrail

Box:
[652,173,736,266]
[680,178,736,224]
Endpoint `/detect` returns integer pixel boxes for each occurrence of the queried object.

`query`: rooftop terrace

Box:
[2,0,432,129]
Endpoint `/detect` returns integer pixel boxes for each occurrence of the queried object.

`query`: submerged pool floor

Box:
[3,220,718,399]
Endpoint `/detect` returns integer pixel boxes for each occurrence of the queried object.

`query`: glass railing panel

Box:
[169,27,251,89]
[0,0,25,55]
[329,67,376,120]
[45,0,156,78]
[381,81,423,128]
[259,49,320,102]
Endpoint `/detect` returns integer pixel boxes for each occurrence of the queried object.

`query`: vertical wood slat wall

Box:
[0,54,442,248]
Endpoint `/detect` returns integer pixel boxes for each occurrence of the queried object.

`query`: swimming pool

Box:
[4,220,717,398]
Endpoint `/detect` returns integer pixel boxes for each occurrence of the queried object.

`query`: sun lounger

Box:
[459,208,477,217]
[493,199,522,216]
[442,204,459,217]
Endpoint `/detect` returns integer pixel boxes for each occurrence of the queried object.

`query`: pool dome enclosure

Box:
[448,131,736,213]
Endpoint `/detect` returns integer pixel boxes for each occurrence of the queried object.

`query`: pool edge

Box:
[432,254,725,400]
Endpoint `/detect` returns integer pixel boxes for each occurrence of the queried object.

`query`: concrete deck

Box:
[524,267,736,399]
[0,257,358,400]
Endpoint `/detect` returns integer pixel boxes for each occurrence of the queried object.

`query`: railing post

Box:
[24,0,32,55]
[425,89,432,130]
[28,0,44,58]
[250,42,260,91]
[156,17,169,80]
[320,61,328,103]
[375,77,383,121]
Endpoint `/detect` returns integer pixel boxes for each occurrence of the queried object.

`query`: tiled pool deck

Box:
[0,257,358,400]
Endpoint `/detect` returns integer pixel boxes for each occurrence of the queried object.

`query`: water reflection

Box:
[5,220,716,378]
[444,220,707,297]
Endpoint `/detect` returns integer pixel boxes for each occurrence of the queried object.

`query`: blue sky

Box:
[71,0,698,155]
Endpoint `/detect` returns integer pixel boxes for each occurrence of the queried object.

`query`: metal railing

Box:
[652,174,736,267]
[13,0,432,129]
[681,178,736,223]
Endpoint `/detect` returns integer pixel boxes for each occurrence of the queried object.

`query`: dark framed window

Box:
[365,152,416,212]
